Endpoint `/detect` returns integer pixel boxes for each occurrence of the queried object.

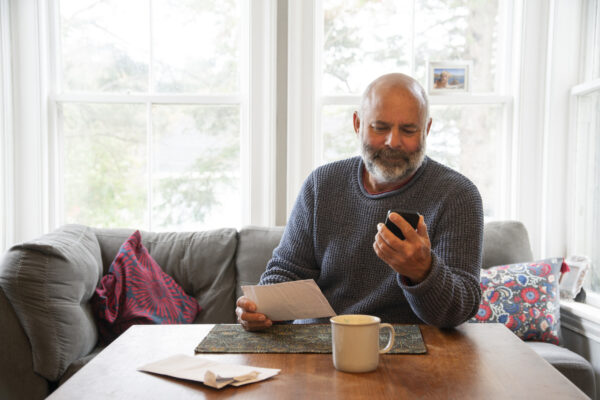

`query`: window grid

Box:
[51,0,247,231]
[316,0,513,219]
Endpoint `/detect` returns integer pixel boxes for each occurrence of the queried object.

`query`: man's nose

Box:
[384,129,403,149]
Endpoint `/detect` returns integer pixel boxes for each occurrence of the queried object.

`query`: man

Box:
[237,73,483,331]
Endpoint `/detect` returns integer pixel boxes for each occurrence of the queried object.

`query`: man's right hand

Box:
[236,296,273,331]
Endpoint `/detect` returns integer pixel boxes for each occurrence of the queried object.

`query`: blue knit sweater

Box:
[259,156,483,327]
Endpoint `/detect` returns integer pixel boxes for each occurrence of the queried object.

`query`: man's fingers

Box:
[236,295,275,331]
[377,222,406,252]
[416,215,429,239]
[236,296,257,312]
[389,212,419,241]
[241,319,273,331]
[236,308,267,322]
[236,309,272,331]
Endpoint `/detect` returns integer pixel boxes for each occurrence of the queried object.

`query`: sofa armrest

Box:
[0,286,49,399]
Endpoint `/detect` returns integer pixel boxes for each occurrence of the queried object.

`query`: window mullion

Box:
[287,0,317,216]
[246,0,277,226]
[147,0,154,231]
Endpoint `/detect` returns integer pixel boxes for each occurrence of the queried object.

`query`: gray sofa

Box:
[0,221,595,399]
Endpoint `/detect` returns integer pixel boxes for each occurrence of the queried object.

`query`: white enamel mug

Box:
[330,314,395,373]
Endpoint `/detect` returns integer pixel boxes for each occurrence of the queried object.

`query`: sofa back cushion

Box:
[235,226,285,300]
[93,227,238,323]
[0,224,102,382]
[482,221,533,269]
[234,222,533,295]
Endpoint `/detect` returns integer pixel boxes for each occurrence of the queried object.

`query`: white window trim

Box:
[9,0,51,245]
[561,300,600,344]
[245,0,277,227]
[1,0,14,253]
[537,0,584,259]
[286,0,318,215]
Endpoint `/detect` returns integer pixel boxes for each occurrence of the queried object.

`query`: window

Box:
[52,0,252,231]
[568,82,600,306]
[567,0,600,306]
[317,0,512,218]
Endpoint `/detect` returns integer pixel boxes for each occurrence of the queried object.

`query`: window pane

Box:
[151,105,240,230]
[415,0,501,92]
[428,105,504,218]
[572,89,600,295]
[321,105,358,163]
[61,103,147,227]
[322,0,412,95]
[152,0,241,93]
[59,0,149,92]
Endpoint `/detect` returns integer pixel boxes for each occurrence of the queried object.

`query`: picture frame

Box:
[560,255,590,300]
[427,60,472,95]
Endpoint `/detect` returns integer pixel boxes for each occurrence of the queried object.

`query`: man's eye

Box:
[373,126,388,131]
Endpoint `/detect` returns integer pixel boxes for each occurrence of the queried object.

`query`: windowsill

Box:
[560,299,600,343]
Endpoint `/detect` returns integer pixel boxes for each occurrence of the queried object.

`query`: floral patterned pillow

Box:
[470,258,568,344]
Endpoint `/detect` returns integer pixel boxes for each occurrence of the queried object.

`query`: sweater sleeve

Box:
[397,181,484,328]
[259,174,321,285]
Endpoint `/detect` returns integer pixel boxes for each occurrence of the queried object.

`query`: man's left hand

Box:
[373,212,432,284]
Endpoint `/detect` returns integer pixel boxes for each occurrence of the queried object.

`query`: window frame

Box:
[564,0,600,308]
[567,78,600,308]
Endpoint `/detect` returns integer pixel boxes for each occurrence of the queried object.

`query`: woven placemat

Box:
[194,324,426,354]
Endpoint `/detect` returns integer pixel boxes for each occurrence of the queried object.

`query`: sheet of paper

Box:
[241,279,336,321]
[138,354,279,389]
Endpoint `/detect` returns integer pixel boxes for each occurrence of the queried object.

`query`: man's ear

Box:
[425,118,432,137]
[353,111,360,134]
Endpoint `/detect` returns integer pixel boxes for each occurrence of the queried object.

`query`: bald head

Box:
[359,73,430,128]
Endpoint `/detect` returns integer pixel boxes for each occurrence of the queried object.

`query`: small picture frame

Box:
[427,60,472,95]
[560,255,590,300]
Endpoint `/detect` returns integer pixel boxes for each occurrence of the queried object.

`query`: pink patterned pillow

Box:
[470,258,568,344]
[91,231,200,343]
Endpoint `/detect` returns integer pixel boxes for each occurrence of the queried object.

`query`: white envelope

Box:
[138,354,280,389]
[242,279,336,321]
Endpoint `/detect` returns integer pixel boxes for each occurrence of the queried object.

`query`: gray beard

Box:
[360,141,426,184]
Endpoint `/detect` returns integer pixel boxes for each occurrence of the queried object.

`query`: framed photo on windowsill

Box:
[427,60,472,95]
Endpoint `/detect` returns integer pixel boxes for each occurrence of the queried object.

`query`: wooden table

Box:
[47,323,587,399]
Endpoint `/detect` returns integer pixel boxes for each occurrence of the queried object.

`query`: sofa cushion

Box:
[235,226,285,300]
[482,221,534,268]
[0,224,102,382]
[470,258,564,344]
[91,231,200,343]
[58,346,105,387]
[527,342,596,398]
[93,227,238,324]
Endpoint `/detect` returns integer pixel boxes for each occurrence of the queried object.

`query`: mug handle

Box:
[378,323,395,354]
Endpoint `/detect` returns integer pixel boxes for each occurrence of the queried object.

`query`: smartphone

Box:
[384,210,421,240]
